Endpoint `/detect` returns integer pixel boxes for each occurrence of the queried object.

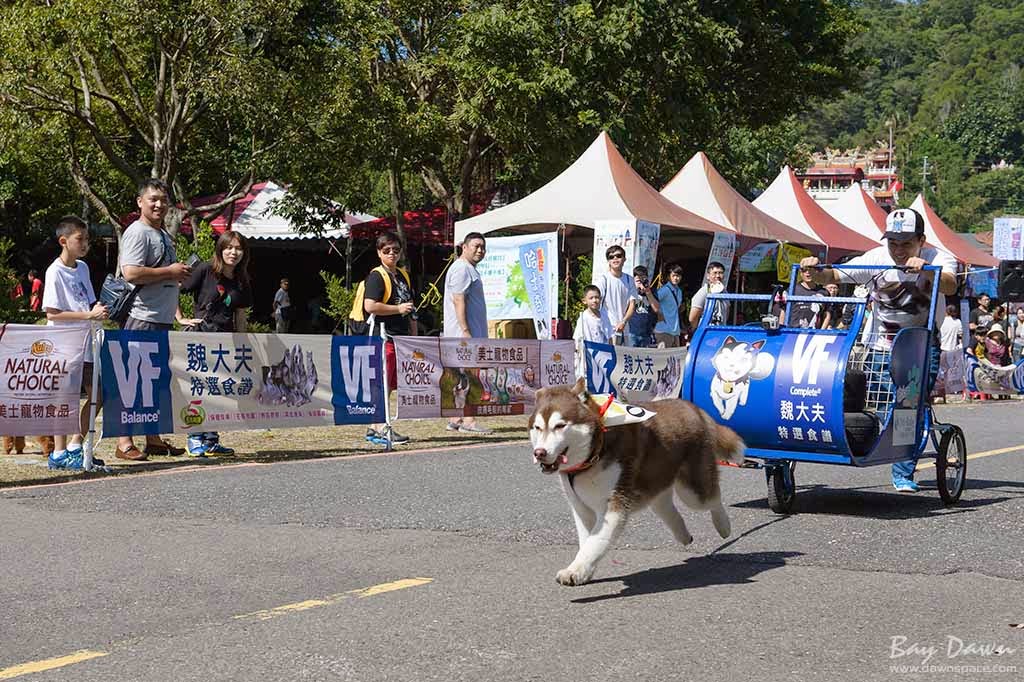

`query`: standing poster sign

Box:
[993,217,1024,261]
[739,242,779,272]
[592,220,637,283]
[705,232,737,284]
[634,221,661,274]
[0,324,88,437]
[476,232,559,325]
[582,341,685,402]
[518,239,553,339]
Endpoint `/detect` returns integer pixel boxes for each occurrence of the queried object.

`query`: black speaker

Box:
[998,260,1024,302]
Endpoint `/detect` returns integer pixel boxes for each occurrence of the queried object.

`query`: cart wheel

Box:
[935,426,967,504]
[766,462,796,514]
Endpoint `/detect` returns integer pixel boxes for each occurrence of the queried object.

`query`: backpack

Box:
[349,265,411,334]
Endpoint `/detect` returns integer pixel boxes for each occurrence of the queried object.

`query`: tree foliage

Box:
[802,0,1024,231]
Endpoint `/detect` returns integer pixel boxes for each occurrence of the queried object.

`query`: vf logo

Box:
[338,345,377,403]
[790,334,838,385]
[107,341,162,408]
[586,348,614,394]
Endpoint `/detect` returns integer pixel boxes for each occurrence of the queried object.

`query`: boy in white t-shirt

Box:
[42,216,109,470]
[573,285,613,378]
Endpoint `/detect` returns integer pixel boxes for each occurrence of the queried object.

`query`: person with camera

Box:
[176,229,253,457]
[363,231,417,445]
[626,265,660,348]
[114,178,190,461]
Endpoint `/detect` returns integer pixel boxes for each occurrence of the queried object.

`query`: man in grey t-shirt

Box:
[443,232,491,433]
[115,178,191,461]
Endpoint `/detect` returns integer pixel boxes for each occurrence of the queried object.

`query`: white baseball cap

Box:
[883,208,925,242]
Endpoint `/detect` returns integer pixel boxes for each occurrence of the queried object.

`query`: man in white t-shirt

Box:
[801,207,957,493]
[688,261,730,330]
[593,244,635,345]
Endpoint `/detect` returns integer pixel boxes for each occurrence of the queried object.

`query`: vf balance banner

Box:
[393,337,574,419]
[100,331,385,437]
[0,324,89,437]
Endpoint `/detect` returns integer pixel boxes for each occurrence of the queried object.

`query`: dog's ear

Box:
[750,339,765,350]
[571,377,586,395]
[723,335,736,345]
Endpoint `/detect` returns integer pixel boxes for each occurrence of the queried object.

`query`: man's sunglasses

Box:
[380,246,402,255]
[607,253,625,261]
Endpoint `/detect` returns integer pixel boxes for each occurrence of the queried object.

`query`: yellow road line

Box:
[916,443,1024,470]
[234,577,433,622]
[0,650,108,680]
[346,577,433,598]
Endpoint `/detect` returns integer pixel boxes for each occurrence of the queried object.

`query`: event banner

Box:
[738,242,778,272]
[705,232,737,284]
[635,220,661,275]
[518,238,553,339]
[0,324,88,437]
[993,216,1024,260]
[582,341,685,403]
[777,243,813,283]
[476,232,558,327]
[100,331,385,437]
[394,337,574,419]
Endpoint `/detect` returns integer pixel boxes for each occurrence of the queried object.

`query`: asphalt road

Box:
[2,401,1023,681]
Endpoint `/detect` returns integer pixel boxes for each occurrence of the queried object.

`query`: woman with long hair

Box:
[178,229,253,456]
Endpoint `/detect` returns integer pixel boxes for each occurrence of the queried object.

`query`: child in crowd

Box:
[42,216,109,470]
[574,285,613,344]
[573,285,613,378]
[982,324,1012,366]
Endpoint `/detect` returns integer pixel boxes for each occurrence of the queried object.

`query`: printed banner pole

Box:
[83,324,102,470]
[375,315,393,452]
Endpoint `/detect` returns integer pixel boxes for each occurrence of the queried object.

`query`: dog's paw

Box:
[676,530,694,546]
[555,565,592,586]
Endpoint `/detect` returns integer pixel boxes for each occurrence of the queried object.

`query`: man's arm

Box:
[451,293,470,336]
[123,262,190,285]
[618,297,636,329]
[645,288,660,314]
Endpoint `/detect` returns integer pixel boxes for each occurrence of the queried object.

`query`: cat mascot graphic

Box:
[710,336,776,420]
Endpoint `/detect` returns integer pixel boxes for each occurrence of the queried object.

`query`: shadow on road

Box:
[732,484,1010,519]
[571,550,803,604]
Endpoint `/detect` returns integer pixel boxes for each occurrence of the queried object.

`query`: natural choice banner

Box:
[394,337,574,419]
[0,324,89,437]
[100,331,385,437]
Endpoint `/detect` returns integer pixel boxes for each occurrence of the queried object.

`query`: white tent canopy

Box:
[223,181,376,241]
[753,166,878,258]
[819,183,887,243]
[660,152,821,248]
[454,132,726,242]
[910,194,999,266]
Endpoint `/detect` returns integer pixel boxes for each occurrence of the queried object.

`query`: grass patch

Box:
[0,415,528,488]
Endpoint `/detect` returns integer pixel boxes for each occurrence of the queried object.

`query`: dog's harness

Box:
[562,393,614,479]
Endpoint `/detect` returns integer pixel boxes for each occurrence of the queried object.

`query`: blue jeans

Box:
[866,342,940,482]
[626,332,654,348]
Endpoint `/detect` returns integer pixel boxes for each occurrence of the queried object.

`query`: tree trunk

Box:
[388,156,408,261]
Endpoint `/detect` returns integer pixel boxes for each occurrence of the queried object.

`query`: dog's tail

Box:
[714,422,746,465]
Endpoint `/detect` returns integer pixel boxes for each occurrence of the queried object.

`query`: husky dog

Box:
[529,378,745,586]
[709,336,775,420]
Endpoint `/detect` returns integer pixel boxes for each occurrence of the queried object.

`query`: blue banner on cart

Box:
[101,330,174,437]
[330,336,385,424]
[683,328,851,453]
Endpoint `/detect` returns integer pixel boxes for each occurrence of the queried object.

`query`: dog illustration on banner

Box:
[257,344,318,406]
[709,336,775,420]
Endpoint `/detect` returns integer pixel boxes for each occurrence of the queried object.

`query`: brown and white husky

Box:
[529,378,745,586]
